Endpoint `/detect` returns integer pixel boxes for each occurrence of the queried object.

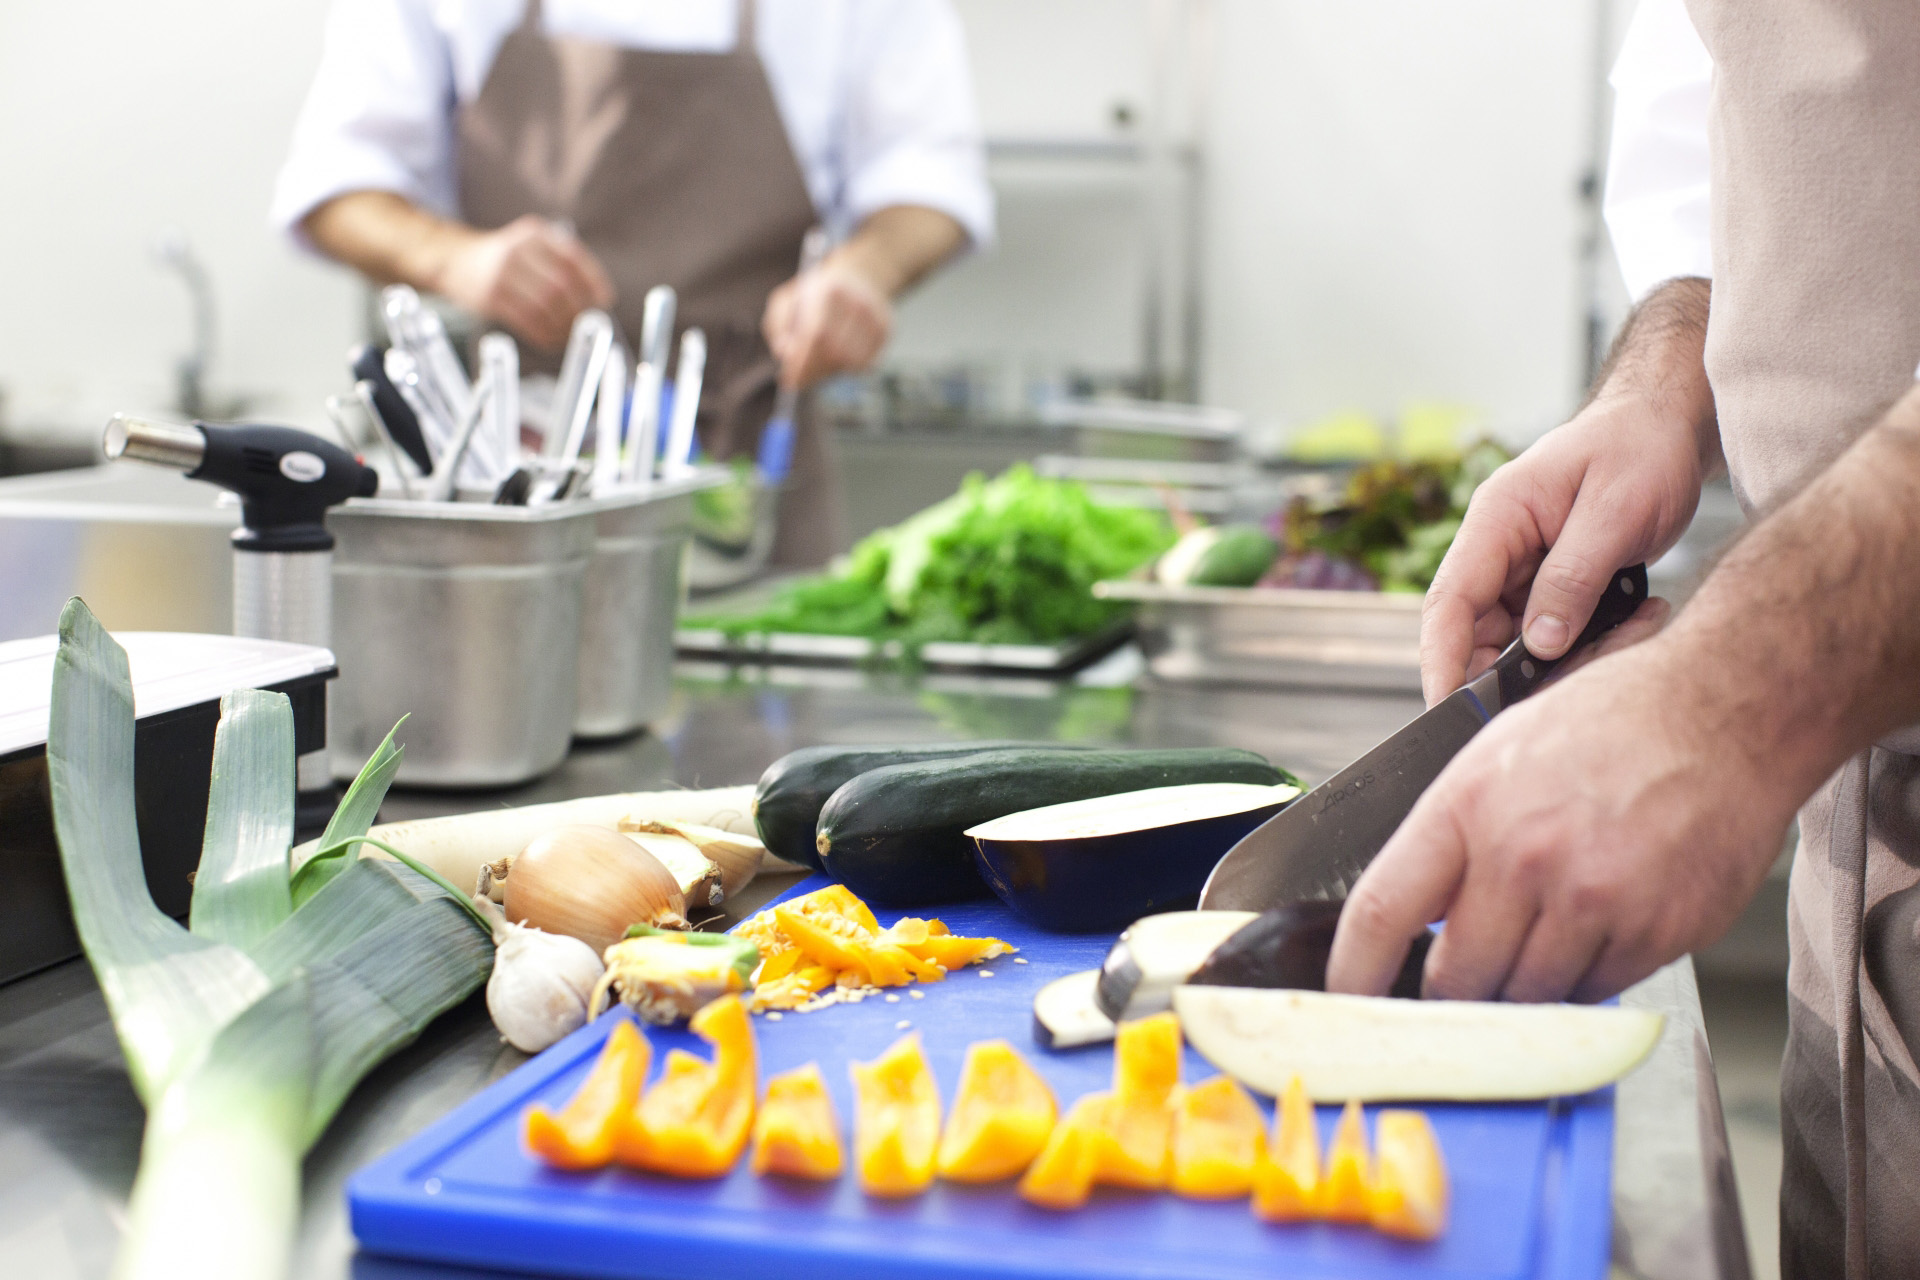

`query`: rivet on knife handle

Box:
[1491,563,1648,708]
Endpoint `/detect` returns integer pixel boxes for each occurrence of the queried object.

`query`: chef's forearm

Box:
[832,206,967,299]
[301,190,476,295]
[1650,385,1920,800]
[1587,277,1722,478]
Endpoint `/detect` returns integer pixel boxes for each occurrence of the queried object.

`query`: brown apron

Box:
[1684,1,1920,1275]
[454,0,845,565]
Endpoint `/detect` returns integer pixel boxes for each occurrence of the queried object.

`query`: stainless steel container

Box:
[328,498,596,788]
[573,472,722,740]
[1094,580,1424,692]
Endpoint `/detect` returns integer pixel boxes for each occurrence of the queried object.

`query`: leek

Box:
[46,599,494,1279]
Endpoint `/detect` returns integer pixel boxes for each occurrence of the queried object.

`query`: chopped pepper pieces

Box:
[1317,1099,1371,1223]
[1091,1012,1182,1190]
[1252,1075,1321,1222]
[936,1039,1058,1183]
[751,1062,844,1181]
[594,927,758,1025]
[1169,1075,1266,1199]
[851,1033,942,1197]
[1018,1094,1109,1210]
[1368,1109,1449,1241]
[523,1020,650,1170]
[616,994,757,1177]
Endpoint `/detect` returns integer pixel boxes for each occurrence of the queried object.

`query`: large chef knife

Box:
[1198,564,1649,911]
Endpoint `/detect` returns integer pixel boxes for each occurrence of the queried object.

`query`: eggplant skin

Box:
[1186,900,1433,999]
[976,802,1289,933]
[819,747,1284,909]
[751,741,1055,872]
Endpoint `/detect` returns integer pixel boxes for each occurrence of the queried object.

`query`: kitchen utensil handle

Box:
[1490,563,1649,708]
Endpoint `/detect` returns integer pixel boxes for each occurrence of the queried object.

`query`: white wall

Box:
[0,0,360,439]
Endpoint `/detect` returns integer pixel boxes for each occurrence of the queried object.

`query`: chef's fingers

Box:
[1327,798,1469,997]
[542,233,615,310]
[1419,863,1539,1001]
[1547,597,1671,682]
[496,271,578,351]
[1498,906,1609,1004]
[1519,492,1650,660]
[1420,491,1542,705]
[1567,933,1667,1005]
[520,237,607,318]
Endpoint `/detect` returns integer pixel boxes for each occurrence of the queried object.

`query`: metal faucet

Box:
[153,229,215,420]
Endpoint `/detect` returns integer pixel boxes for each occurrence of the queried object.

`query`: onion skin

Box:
[504,825,689,953]
[623,819,767,899]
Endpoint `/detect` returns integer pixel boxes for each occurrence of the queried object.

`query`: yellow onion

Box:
[501,824,689,952]
[622,818,768,898]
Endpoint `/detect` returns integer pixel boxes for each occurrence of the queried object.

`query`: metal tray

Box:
[1093,579,1423,692]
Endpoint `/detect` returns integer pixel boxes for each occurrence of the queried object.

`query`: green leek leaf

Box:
[289,718,405,907]
[188,688,295,949]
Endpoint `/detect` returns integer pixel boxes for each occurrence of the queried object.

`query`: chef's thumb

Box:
[1522,512,1640,660]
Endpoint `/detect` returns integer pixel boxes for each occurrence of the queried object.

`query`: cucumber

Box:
[752,741,1080,871]
[816,747,1289,909]
[1190,526,1280,587]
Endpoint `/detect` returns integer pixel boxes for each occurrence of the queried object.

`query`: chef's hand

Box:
[762,258,893,391]
[435,215,615,352]
[1420,277,1718,705]
[1326,631,1792,1003]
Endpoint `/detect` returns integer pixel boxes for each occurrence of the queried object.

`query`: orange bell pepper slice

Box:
[750,1062,845,1181]
[524,1020,651,1170]
[850,1033,942,1197]
[1252,1075,1321,1222]
[1091,1012,1182,1190]
[1169,1075,1266,1199]
[616,994,757,1178]
[1368,1110,1449,1241]
[936,1039,1058,1183]
[1317,1099,1371,1223]
[1018,1094,1109,1210]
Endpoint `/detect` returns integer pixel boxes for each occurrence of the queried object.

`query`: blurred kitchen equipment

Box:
[621,287,677,487]
[101,413,378,820]
[591,343,628,495]
[381,285,506,487]
[349,343,435,474]
[480,333,521,467]
[1092,579,1423,693]
[573,472,724,739]
[662,328,706,480]
[327,497,596,787]
[539,309,614,503]
[0,628,337,984]
[1040,397,1244,465]
[759,228,829,485]
[423,370,496,503]
[152,230,216,421]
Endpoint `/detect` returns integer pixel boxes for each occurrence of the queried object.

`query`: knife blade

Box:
[1197,563,1649,910]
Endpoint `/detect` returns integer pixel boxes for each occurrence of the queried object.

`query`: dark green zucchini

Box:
[816,747,1287,908]
[752,741,1078,871]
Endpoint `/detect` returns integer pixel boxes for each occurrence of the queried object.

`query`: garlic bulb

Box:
[502,824,689,953]
[622,819,767,898]
[488,922,606,1053]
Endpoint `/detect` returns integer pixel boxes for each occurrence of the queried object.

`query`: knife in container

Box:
[1197,564,1650,911]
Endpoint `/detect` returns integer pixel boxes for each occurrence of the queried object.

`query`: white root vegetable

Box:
[500,825,689,953]
[1172,985,1665,1102]
[289,784,755,898]
[476,899,606,1054]
[620,818,767,898]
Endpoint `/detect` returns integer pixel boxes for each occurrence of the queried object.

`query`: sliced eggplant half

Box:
[1032,970,1117,1051]
[1096,909,1257,1022]
[1187,899,1434,999]
[1173,985,1665,1102]
[968,781,1299,933]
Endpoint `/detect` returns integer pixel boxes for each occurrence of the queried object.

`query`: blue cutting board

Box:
[350,878,1613,1280]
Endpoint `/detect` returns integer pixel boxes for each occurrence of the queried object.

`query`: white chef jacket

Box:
[1602,0,1714,303]
[270,0,995,250]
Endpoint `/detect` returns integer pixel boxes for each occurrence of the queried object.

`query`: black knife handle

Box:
[349,343,435,475]
[1491,563,1649,708]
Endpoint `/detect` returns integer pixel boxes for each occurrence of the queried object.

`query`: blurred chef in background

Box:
[271,0,994,564]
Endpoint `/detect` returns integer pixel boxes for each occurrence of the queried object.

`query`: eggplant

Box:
[1095,910,1257,1022]
[1187,900,1435,999]
[1031,970,1117,1051]
[966,780,1299,931]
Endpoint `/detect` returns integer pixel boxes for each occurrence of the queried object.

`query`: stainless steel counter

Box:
[0,660,1749,1279]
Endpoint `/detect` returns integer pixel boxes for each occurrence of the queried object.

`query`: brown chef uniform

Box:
[455,0,845,565]
[1684,1,1920,1275]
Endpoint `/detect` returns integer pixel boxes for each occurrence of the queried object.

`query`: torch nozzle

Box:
[103,414,206,472]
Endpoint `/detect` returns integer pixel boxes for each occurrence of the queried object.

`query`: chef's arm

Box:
[763,205,968,390]
[1418,277,1719,702]
[1329,380,1920,1004]
[301,190,614,352]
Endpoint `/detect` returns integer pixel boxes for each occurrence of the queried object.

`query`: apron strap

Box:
[735,0,759,55]
[518,0,544,36]
[1829,750,1872,1280]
